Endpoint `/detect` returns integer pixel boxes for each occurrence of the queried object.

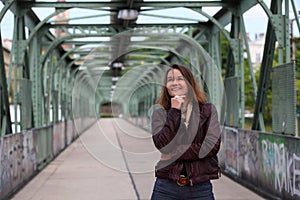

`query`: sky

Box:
[0,1,299,41]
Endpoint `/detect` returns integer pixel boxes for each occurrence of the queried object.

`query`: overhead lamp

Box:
[112,62,123,69]
[117,9,138,20]
[112,77,119,81]
[78,66,87,70]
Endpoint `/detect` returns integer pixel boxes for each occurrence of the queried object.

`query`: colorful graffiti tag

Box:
[222,127,300,199]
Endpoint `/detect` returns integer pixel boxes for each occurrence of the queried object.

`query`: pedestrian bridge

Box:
[1,0,300,199]
[10,118,264,200]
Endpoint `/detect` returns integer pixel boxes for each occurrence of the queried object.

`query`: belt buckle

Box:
[176,175,189,186]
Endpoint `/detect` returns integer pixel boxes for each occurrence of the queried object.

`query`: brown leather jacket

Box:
[152,102,221,186]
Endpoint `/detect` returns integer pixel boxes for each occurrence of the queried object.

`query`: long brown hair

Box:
[157,64,207,109]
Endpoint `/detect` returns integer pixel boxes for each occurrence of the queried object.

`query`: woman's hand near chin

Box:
[171,95,185,110]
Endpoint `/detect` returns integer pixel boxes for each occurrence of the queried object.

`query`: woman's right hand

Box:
[171,95,185,110]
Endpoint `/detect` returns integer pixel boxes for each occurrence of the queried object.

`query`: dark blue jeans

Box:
[151,178,215,200]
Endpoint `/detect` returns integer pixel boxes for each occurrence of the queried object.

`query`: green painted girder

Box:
[113,66,162,97]
[39,27,195,69]
[45,25,197,44]
[252,0,280,131]
[48,23,201,29]
[0,33,12,135]
[4,9,72,129]
[29,13,230,128]
[257,0,290,53]
[0,1,14,135]
[17,1,235,10]
[240,17,257,101]
[1,0,298,135]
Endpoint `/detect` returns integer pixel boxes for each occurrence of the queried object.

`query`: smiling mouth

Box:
[171,87,182,91]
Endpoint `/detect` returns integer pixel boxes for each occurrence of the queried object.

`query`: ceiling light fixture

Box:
[117,9,138,20]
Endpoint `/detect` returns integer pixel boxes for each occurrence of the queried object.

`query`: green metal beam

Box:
[46,23,199,29]
[252,0,280,131]
[17,1,233,10]
[0,32,12,135]
[0,0,298,136]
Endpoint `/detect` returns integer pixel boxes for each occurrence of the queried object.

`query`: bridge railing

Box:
[129,116,300,199]
[0,117,95,200]
[2,116,300,200]
[220,127,300,199]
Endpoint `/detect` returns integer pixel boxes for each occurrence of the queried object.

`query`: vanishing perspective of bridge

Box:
[0,0,300,199]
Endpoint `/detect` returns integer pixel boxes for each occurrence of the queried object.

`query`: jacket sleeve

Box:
[176,103,221,161]
[152,107,181,154]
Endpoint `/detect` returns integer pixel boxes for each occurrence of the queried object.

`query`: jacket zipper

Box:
[189,163,194,186]
[190,179,193,186]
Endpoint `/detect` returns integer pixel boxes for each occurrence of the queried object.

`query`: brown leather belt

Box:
[176,175,189,186]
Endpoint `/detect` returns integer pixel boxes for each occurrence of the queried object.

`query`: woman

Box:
[151,64,221,200]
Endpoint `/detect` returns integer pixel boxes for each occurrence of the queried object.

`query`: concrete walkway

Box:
[11,118,265,200]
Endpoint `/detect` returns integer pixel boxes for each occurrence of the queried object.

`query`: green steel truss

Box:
[0,0,299,135]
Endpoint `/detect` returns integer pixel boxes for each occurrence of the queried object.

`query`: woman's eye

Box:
[178,77,184,81]
[167,78,173,82]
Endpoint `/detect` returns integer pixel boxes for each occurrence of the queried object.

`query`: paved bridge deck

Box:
[11,118,264,200]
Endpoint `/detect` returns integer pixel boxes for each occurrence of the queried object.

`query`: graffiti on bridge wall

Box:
[238,130,260,180]
[224,128,261,177]
[0,120,78,199]
[261,136,300,197]
[224,127,238,175]
[223,128,300,199]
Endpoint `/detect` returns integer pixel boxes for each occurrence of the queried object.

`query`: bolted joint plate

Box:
[271,14,289,47]
[13,40,27,65]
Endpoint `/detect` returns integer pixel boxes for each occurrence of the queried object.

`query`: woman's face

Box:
[166,69,188,97]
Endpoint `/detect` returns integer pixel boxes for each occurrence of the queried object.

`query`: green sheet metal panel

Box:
[20,79,32,130]
[33,126,53,169]
[224,76,239,127]
[272,63,296,135]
